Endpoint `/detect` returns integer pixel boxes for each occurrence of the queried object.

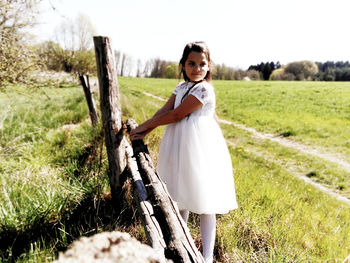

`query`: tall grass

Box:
[0,84,88,224]
[0,82,120,262]
[219,145,350,261]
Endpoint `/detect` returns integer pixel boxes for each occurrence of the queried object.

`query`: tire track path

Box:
[142,91,350,173]
[225,140,350,205]
[219,119,350,173]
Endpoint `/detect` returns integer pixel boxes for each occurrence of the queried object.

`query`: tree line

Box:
[313,61,350,81]
[132,59,350,82]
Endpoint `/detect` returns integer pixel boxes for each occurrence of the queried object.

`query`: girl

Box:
[130,41,238,263]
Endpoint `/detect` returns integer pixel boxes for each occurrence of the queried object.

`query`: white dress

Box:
[157,81,238,214]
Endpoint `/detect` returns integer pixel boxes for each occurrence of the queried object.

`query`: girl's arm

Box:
[130,94,202,140]
[132,94,176,138]
[153,94,176,118]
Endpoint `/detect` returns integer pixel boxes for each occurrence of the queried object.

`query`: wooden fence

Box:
[92,36,204,263]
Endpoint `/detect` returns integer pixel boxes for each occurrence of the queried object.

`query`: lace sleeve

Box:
[189,83,210,104]
[173,82,184,95]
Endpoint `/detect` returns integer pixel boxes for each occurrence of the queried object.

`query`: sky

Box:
[33,0,350,69]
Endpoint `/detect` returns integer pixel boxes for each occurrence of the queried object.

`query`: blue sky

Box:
[34,0,350,69]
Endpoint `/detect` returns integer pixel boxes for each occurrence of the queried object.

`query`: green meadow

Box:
[121,78,350,198]
[0,76,349,262]
[123,78,350,160]
[119,77,350,262]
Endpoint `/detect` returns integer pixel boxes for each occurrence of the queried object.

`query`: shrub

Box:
[269,68,285,80]
[284,61,318,81]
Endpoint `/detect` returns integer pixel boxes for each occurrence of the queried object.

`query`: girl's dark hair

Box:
[179,41,212,82]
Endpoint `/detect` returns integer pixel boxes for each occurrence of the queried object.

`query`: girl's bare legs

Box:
[200,214,216,263]
[180,210,189,224]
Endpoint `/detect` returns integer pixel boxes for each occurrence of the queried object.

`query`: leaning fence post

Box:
[79,74,98,127]
[93,36,127,202]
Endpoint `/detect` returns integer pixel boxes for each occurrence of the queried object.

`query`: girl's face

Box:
[183,51,210,82]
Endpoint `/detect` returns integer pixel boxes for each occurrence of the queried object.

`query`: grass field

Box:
[1,76,349,262]
[120,78,350,198]
[118,77,350,262]
[121,78,350,159]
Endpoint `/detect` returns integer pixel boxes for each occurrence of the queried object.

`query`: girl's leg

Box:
[180,210,189,224]
[200,214,216,263]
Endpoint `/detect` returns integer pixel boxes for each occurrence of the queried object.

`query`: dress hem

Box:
[178,205,239,215]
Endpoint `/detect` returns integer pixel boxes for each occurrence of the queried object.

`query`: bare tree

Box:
[143,60,152,77]
[54,19,75,51]
[136,59,142,77]
[125,55,134,76]
[120,53,126,76]
[54,13,95,52]
[76,13,95,51]
[119,53,134,76]
[114,50,121,74]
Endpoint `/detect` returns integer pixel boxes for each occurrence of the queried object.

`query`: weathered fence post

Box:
[79,74,98,126]
[93,36,127,202]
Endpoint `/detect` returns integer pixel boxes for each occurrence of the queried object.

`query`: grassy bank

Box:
[0,81,122,262]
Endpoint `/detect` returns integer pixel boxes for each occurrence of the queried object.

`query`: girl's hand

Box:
[130,124,148,137]
[130,124,152,141]
[130,131,147,141]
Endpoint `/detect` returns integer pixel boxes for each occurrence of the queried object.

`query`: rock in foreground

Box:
[53,231,163,263]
